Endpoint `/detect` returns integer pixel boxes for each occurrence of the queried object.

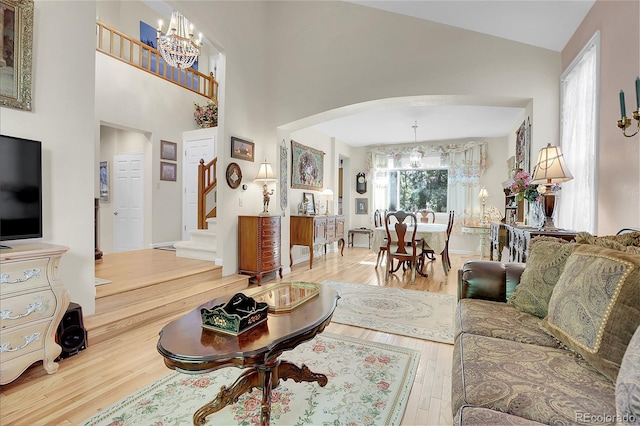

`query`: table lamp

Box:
[478,187,489,226]
[322,188,333,215]
[530,144,573,229]
[254,160,277,215]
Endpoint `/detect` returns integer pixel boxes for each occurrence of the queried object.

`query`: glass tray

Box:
[251,282,319,312]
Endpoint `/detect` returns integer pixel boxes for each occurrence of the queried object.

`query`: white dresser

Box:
[0,243,70,384]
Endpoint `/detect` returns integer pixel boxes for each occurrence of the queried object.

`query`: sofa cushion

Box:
[576,231,640,248]
[452,333,616,424]
[507,238,575,318]
[456,299,561,348]
[616,325,640,423]
[542,244,640,382]
[454,406,546,425]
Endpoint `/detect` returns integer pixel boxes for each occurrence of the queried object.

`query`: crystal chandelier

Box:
[409,121,424,168]
[157,11,202,69]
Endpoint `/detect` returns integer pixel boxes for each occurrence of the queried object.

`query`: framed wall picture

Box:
[515,118,531,172]
[160,161,177,181]
[303,192,316,215]
[231,137,255,162]
[99,161,109,202]
[355,198,368,215]
[291,140,324,191]
[0,0,34,111]
[160,140,177,161]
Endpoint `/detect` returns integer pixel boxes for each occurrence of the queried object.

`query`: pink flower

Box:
[192,377,211,388]
[377,380,390,390]
[374,400,386,409]
[365,355,377,363]
[137,399,152,407]
[107,422,123,426]
[377,355,391,363]
[313,342,326,352]
[244,397,261,412]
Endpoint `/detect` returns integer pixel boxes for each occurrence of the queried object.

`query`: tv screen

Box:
[0,135,43,242]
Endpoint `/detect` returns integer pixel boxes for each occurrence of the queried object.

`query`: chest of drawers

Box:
[1,243,70,384]
[238,216,282,285]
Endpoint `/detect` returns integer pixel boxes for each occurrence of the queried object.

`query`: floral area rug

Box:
[82,333,419,426]
[322,280,456,344]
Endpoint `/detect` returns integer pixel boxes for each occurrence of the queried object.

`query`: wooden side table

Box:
[348,228,373,249]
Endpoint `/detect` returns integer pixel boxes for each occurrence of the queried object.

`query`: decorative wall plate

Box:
[226,162,242,189]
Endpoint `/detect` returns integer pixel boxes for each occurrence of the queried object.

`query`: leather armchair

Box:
[457,260,526,302]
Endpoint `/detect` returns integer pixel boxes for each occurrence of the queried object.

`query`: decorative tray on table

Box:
[251,282,319,312]
[201,293,269,335]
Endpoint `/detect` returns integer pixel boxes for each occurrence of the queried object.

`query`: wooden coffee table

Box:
[157,282,339,426]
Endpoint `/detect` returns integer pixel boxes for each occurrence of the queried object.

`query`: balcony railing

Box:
[96,21,218,102]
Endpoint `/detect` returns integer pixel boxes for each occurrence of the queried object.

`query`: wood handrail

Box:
[96,21,218,102]
[198,158,217,229]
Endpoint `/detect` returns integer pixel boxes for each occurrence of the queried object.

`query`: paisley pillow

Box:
[542,244,640,381]
[507,238,575,318]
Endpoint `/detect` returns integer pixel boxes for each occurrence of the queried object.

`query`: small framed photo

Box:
[160,140,177,161]
[303,192,316,215]
[160,161,177,181]
[99,161,109,202]
[231,136,255,162]
[355,198,368,215]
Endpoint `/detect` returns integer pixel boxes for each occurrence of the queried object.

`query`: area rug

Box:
[82,332,419,426]
[321,280,456,344]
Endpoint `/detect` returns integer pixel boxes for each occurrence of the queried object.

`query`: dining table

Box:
[372,222,448,273]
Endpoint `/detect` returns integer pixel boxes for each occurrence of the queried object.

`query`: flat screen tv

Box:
[0,135,43,245]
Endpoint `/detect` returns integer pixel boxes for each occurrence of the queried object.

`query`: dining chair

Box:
[441,210,455,275]
[374,209,387,268]
[384,210,421,285]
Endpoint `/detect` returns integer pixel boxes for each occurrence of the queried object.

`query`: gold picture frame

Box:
[0,0,34,111]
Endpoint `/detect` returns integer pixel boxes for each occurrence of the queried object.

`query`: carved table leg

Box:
[278,361,328,387]
[193,368,260,425]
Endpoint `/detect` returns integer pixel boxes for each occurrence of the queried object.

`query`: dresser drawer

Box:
[260,216,280,228]
[0,321,48,362]
[0,257,51,295]
[1,290,56,331]
[261,226,280,239]
[261,238,280,250]
[260,257,281,271]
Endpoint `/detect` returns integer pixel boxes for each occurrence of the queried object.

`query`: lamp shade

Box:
[531,144,574,184]
[254,161,277,183]
[478,187,489,198]
[322,188,334,197]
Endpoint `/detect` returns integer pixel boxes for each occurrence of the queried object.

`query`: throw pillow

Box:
[576,231,640,249]
[507,238,575,318]
[616,325,640,422]
[542,244,640,381]
[627,246,640,255]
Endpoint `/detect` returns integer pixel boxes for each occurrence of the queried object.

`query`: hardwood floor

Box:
[0,247,477,425]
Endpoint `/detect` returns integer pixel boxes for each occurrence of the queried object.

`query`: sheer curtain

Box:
[557,33,598,233]
[442,142,487,228]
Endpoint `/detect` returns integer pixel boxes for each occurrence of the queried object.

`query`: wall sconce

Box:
[531,144,573,229]
[254,160,277,215]
[478,187,489,226]
[617,77,640,137]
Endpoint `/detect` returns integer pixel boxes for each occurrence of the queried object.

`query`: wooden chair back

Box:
[384,210,420,284]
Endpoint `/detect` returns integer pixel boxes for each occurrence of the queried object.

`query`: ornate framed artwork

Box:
[0,0,34,111]
[355,198,368,215]
[231,137,255,162]
[291,140,324,191]
[303,192,316,215]
[99,161,109,202]
[160,161,177,181]
[160,140,177,161]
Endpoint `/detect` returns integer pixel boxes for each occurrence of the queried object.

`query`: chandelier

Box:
[409,121,424,168]
[157,11,202,69]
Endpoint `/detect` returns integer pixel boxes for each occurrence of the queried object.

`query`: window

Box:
[557,32,599,233]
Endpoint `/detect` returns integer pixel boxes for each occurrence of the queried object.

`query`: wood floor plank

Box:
[1,247,473,425]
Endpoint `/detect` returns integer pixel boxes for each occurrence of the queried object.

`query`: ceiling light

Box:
[157,11,202,69]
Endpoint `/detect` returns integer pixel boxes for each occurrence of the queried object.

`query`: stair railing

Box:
[198,158,217,229]
[96,21,218,102]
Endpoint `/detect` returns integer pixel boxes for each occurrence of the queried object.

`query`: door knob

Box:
[113,211,119,215]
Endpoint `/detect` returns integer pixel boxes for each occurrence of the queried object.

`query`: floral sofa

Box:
[452,232,640,425]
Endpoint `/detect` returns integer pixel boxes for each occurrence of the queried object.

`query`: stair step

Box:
[85,274,249,346]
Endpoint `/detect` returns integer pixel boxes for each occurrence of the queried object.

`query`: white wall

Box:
[0,1,97,313]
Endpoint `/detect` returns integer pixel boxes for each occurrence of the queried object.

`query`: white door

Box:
[113,153,144,252]
[182,130,216,240]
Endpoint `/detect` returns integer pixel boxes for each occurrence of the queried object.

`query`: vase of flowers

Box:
[509,171,545,227]
[194,100,218,128]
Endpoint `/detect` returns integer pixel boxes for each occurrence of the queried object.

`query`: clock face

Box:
[358,176,365,183]
[356,173,366,194]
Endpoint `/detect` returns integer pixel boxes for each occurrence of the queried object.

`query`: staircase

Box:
[175,217,220,263]
[86,249,248,346]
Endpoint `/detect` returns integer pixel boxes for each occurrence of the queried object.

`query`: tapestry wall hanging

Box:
[291,140,324,191]
[515,117,531,173]
[280,140,288,210]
